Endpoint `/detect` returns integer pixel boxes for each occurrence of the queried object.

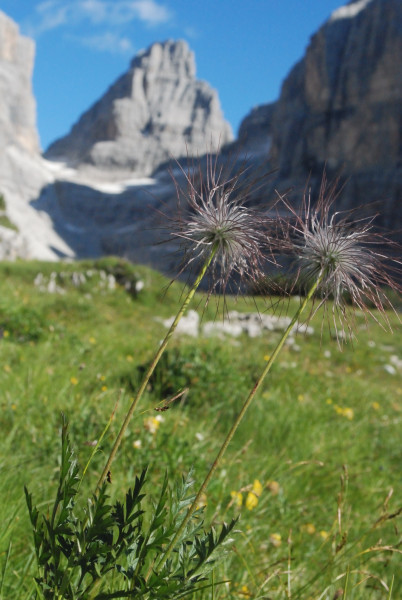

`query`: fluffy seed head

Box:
[279,176,401,339]
[170,153,275,294]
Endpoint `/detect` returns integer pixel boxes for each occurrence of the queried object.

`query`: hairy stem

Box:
[154,273,323,572]
[96,247,218,490]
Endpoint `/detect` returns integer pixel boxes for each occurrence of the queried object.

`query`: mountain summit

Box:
[45,40,233,176]
[0,0,400,264]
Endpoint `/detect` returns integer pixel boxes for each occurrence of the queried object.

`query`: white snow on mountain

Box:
[330,0,373,21]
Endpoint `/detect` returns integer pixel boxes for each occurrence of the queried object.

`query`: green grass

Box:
[0,258,401,599]
[0,195,18,231]
[0,216,18,231]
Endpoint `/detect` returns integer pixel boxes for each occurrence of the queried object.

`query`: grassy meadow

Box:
[0,258,400,599]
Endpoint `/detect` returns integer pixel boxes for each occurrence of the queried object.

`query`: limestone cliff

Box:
[0,10,39,154]
[0,10,74,260]
[238,0,402,233]
[1,0,401,266]
[45,40,233,175]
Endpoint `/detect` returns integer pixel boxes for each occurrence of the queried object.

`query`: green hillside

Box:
[0,258,400,599]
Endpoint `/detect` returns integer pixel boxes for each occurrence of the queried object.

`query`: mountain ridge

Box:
[0,0,400,265]
[45,39,233,176]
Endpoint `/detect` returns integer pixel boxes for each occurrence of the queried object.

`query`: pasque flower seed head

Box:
[170,152,275,294]
[279,176,401,339]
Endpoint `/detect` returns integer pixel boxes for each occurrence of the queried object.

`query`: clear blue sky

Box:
[3,0,346,151]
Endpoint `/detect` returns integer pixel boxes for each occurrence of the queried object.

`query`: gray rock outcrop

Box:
[160,309,314,339]
[1,0,401,266]
[0,10,75,260]
[237,0,402,235]
[0,10,39,154]
[45,40,233,176]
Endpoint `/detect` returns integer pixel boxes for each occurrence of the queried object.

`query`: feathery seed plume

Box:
[278,175,401,339]
[169,152,275,295]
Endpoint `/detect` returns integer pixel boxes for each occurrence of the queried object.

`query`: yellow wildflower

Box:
[89,336,96,344]
[372,401,380,411]
[269,533,282,547]
[239,584,252,597]
[126,355,133,362]
[343,407,354,420]
[70,376,78,385]
[3,330,9,338]
[334,405,354,419]
[319,530,329,540]
[245,492,258,510]
[101,385,107,392]
[297,394,305,403]
[264,355,270,361]
[252,479,263,497]
[230,491,243,508]
[301,523,316,535]
[144,416,163,434]
[326,398,333,404]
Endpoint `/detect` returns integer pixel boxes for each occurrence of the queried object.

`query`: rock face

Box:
[238,0,402,234]
[0,10,74,260]
[45,40,233,175]
[237,103,275,156]
[0,11,39,154]
[1,1,401,266]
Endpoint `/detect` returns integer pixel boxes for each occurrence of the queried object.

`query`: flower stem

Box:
[96,247,218,490]
[154,273,323,573]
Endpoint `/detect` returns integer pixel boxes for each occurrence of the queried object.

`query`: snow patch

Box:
[329,0,373,22]
[92,178,155,194]
[40,158,156,193]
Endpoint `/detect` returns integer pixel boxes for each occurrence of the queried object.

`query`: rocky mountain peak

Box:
[131,39,195,79]
[45,39,233,175]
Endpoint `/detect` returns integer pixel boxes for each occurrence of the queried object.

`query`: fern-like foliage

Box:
[25,417,236,599]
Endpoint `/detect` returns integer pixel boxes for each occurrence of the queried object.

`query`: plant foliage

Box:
[25,417,236,599]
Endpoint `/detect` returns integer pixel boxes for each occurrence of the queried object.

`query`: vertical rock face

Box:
[238,0,402,233]
[1,1,401,264]
[0,10,39,154]
[45,40,233,175]
[270,0,401,175]
[0,10,74,261]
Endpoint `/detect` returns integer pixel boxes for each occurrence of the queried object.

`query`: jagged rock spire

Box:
[45,40,233,175]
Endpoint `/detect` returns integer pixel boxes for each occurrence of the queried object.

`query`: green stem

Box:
[96,247,218,490]
[154,273,323,573]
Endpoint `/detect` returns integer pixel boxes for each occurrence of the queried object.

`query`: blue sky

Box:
[3,0,346,150]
